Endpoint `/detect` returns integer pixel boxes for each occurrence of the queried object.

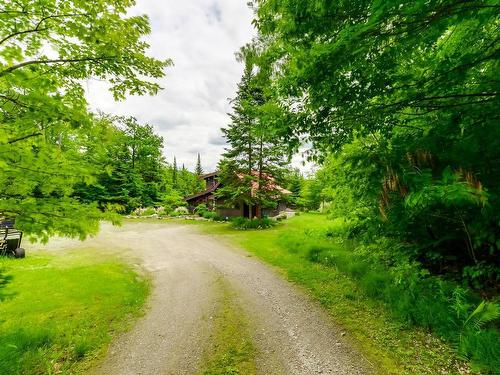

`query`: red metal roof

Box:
[185,170,291,202]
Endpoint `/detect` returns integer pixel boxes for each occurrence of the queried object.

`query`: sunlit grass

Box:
[0,249,149,374]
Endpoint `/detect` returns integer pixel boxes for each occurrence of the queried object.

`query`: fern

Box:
[463,301,500,332]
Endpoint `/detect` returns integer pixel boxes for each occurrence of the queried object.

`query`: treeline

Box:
[242,0,499,371]
[73,115,202,215]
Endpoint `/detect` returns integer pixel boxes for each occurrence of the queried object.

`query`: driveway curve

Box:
[37,221,373,375]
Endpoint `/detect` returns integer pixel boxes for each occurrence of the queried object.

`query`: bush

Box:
[202,211,217,220]
[213,215,228,222]
[231,217,275,230]
[194,204,208,216]
[161,205,174,215]
[174,206,189,215]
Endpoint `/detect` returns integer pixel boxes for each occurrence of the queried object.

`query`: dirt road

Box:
[36,221,373,375]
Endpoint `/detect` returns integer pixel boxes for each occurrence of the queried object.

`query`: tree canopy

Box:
[244,2,499,367]
[248,0,499,288]
[0,0,171,240]
[252,0,499,155]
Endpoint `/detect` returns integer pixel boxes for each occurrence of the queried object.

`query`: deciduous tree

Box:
[0,0,171,240]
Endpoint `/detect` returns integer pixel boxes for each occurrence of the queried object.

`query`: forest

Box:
[0,0,499,373]
[72,115,203,216]
[224,0,499,290]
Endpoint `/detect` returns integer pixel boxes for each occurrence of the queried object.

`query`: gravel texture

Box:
[34,221,374,375]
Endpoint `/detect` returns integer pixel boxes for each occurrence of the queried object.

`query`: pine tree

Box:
[172,157,178,187]
[217,56,290,217]
[195,153,204,176]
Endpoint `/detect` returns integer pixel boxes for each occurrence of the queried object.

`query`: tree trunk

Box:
[256,137,264,218]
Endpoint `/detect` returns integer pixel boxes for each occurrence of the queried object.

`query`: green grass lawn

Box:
[194,214,471,375]
[0,249,149,375]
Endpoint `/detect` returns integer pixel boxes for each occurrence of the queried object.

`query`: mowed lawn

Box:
[196,214,469,375]
[0,249,149,375]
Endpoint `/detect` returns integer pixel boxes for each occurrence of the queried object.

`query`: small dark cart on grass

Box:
[0,219,25,258]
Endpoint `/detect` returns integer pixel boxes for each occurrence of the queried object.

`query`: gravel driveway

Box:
[35,221,373,375]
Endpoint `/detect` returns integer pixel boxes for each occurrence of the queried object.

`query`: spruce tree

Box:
[172,157,178,187]
[195,153,204,176]
[217,56,290,217]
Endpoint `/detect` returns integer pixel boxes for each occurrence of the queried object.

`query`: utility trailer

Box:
[0,220,25,258]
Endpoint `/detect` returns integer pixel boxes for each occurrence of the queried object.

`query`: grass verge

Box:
[194,214,476,375]
[0,249,149,374]
[199,278,256,375]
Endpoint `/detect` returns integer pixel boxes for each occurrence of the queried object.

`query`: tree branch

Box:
[6,132,43,144]
[0,13,90,45]
[0,56,114,77]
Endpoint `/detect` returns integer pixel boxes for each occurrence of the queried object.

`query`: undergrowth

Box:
[280,217,500,373]
[231,217,275,230]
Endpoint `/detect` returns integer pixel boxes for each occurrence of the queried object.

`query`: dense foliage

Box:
[231,216,275,230]
[249,0,499,290]
[280,215,499,373]
[73,115,202,214]
[246,0,499,371]
[0,0,170,240]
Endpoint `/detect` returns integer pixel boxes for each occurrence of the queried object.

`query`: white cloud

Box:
[86,0,255,171]
[86,0,314,174]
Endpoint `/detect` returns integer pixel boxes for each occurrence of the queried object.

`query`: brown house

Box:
[185,171,291,218]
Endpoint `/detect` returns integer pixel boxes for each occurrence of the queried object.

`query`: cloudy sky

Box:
[86,0,256,171]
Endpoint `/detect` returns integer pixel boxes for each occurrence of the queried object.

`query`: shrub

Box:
[161,205,174,215]
[202,211,217,220]
[194,204,208,216]
[283,225,500,372]
[174,206,189,215]
[213,215,228,222]
[231,217,275,230]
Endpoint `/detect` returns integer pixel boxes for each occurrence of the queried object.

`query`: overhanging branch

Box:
[0,56,115,77]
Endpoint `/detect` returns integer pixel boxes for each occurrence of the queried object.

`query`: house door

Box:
[243,203,250,218]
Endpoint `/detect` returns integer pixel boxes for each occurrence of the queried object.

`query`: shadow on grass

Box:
[0,269,13,302]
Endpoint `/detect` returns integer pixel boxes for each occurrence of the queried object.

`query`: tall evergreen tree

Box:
[222,64,260,174]
[195,153,204,176]
[172,157,178,187]
[217,54,290,217]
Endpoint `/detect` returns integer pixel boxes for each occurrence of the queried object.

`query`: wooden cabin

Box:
[185,171,291,218]
[184,172,219,210]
